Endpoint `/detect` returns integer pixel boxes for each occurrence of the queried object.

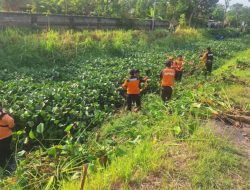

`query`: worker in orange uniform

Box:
[172,55,184,81]
[122,69,148,111]
[0,108,15,168]
[200,47,214,75]
[160,61,175,102]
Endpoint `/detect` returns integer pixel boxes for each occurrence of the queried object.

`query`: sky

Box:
[218,0,250,6]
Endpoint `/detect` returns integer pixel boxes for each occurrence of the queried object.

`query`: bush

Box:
[203,28,242,38]
[158,27,202,49]
[175,26,202,39]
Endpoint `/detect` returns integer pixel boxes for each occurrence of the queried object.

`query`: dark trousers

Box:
[161,86,173,102]
[205,61,213,74]
[0,136,12,168]
[127,94,141,111]
[175,71,183,81]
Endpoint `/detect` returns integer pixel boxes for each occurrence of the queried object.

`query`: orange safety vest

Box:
[161,68,175,87]
[201,52,208,62]
[122,78,141,95]
[172,60,183,71]
[0,114,15,140]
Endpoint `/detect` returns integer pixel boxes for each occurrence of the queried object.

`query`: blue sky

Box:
[219,0,250,6]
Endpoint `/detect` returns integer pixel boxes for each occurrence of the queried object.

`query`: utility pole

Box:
[65,0,68,15]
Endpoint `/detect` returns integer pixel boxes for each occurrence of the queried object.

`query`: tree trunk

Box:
[223,0,230,28]
[188,10,195,27]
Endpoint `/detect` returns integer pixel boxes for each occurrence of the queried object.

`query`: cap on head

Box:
[134,69,140,74]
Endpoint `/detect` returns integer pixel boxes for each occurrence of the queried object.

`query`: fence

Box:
[0,12,169,30]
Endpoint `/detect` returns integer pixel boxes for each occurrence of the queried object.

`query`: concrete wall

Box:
[0,12,169,30]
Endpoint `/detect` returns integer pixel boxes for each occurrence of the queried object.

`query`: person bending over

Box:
[122,69,148,111]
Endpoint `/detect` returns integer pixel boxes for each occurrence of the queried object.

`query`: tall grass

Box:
[61,97,250,190]
[0,29,165,70]
[0,27,205,71]
[153,27,203,50]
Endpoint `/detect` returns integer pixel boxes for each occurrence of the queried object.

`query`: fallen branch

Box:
[174,139,209,142]
[217,114,236,125]
[225,114,250,125]
[223,75,247,85]
[236,111,250,117]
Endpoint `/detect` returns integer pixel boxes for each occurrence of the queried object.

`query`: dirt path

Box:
[129,143,195,190]
[211,120,250,159]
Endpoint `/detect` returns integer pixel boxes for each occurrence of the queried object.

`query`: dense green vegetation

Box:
[63,49,250,190]
[1,0,250,28]
[0,28,250,189]
[1,0,220,21]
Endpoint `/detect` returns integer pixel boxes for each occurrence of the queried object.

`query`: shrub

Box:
[178,14,187,28]
[175,26,202,39]
[157,27,202,49]
[202,28,242,38]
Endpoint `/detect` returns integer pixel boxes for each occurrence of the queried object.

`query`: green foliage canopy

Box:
[1,0,223,26]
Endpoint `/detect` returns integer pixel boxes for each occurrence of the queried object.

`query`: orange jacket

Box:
[0,114,15,140]
[201,52,208,62]
[122,77,144,95]
[172,59,184,71]
[161,68,175,87]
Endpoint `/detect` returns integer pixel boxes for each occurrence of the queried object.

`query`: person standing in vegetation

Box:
[160,61,175,102]
[122,69,148,111]
[200,47,214,75]
[172,55,184,81]
[0,108,15,168]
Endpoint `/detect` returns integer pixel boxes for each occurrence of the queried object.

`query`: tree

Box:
[0,0,223,27]
[164,0,219,26]
[135,0,153,18]
[166,0,180,27]
[223,0,231,26]
[185,0,219,26]
[231,3,243,27]
[227,4,250,28]
[212,4,225,21]
[179,13,187,28]
[2,0,31,11]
